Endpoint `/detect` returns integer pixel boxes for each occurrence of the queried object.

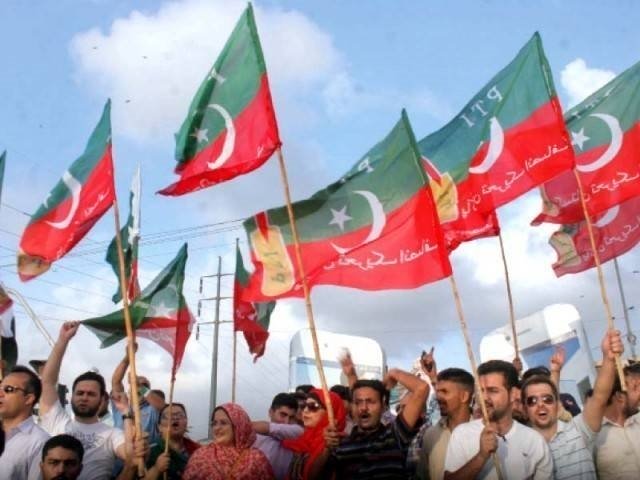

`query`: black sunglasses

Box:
[2,385,28,395]
[303,401,324,413]
[525,394,555,407]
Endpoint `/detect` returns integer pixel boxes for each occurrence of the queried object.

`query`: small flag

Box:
[106,165,141,303]
[18,100,115,281]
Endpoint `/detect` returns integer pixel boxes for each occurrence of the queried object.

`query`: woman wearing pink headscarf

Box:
[282,388,346,480]
[183,403,274,480]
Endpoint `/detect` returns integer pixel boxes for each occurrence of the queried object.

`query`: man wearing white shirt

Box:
[444,360,553,480]
[594,361,640,479]
[0,365,50,480]
[39,321,140,480]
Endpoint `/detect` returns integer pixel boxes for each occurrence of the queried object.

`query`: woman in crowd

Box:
[282,388,346,480]
[183,402,274,480]
[144,402,200,479]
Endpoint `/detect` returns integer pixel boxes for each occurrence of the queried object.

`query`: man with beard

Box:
[40,434,84,480]
[313,368,429,479]
[593,360,640,478]
[444,360,552,479]
[39,322,142,480]
[521,330,622,479]
[412,368,474,480]
[0,365,50,479]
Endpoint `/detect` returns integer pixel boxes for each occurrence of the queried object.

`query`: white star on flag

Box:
[191,128,209,143]
[146,300,175,318]
[329,206,352,231]
[571,128,590,151]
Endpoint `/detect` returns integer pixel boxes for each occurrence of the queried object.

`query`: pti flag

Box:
[550,196,640,276]
[242,110,451,302]
[106,165,141,303]
[234,245,274,361]
[83,244,194,376]
[18,100,115,281]
[158,3,280,196]
[533,60,640,225]
[418,33,573,249]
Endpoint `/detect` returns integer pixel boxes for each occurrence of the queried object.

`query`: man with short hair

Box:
[413,368,474,480]
[522,330,622,479]
[111,346,159,444]
[40,434,84,480]
[315,368,429,479]
[40,321,142,480]
[0,365,50,480]
[253,392,303,480]
[444,360,552,479]
[594,360,640,478]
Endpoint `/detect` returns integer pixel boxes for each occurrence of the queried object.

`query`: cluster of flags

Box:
[4,2,640,370]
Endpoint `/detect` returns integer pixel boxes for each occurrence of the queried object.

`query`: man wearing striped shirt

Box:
[521,329,623,480]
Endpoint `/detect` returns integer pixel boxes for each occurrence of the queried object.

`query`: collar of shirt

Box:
[602,414,640,428]
[6,416,36,441]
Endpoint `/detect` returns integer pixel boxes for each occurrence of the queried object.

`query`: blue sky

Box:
[1,0,640,437]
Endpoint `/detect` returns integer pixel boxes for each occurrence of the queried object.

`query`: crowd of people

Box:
[0,320,638,479]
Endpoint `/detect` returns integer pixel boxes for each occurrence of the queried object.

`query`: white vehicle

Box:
[289,328,386,390]
[479,304,596,403]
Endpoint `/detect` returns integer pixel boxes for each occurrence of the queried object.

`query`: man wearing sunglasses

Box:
[521,329,622,480]
[444,360,553,479]
[0,365,50,480]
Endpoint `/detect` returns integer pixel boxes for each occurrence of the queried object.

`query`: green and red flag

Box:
[549,196,640,277]
[242,110,451,302]
[0,283,17,372]
[106,165,141,303]
[422,157,500,251]
[533,60,640,225]
[83,243,194,377]
[158,3,281,196]
[234,245,275,361]
[18,100,116,281]
[418,33,573,249]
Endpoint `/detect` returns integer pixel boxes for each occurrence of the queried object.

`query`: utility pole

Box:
[198,256,233,437]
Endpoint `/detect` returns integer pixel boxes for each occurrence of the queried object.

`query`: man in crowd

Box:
[40,434,84,480]
[111,343,159,444]
[522,329,622,479]
[444,360,552,479]
[315,367,429,478]
[39,321,144,480]
[0,365,50,479]
[413,367,474,480]
[594,360,640,478]
[253,392,303,480]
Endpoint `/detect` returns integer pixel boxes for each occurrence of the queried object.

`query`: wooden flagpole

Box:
[232,237,239,404]
[449,275,504,480]
[232,331,237,403]
[275,146,335,426]
[113,199,146,475]
[497,232,519,359]
[573,171,626,389]
[162,379,176,480]
[405,134,502,478]
[613,258,637,359]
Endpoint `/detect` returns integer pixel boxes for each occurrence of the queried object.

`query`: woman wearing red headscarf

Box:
[183,403,274,480]
[282,388,346,480]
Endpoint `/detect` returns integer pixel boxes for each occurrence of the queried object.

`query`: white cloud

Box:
[561,58,616,108]
[69,0,344,143]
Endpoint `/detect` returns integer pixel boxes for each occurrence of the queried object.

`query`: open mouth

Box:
[171,421,180,428]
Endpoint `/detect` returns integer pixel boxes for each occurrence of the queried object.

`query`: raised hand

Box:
[58,321,80,343]
[550,345,566,373]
